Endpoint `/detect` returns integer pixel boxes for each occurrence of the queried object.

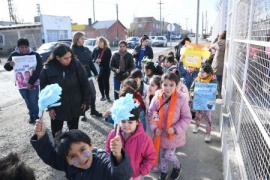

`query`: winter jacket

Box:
[133,45,153,68]
[30,133,133,180]
[39,59,90,121]
[105,122,156,178]
[211,39,226,75]
[72,45,98,78]
[110,51,135,81]
[178,62,199,90]
[148,90,192,149]
[92,47,112,71]
[4,47,42,85]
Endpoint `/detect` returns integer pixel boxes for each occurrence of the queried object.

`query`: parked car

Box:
[36,41,70,63]
[126,36,140,48]
[188,33,196,37]
[206,36,213,42]
[149,36,156,46]
[152,36,167,47]
[84,38,97,52]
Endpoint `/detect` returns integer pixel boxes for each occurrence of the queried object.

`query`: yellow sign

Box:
[180,42,211,68]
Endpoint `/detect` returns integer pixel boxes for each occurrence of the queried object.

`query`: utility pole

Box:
[7,0,17,23]
[185,18,188,31]
[202,11,204,39]
[36,4,41,17]
[205,11,208,34]
[116,3,119,45]
[195,0,200,44]
[158,0,163,36]
[93,0,95,22]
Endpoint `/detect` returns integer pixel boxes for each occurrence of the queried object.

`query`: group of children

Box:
[1,44,219,180]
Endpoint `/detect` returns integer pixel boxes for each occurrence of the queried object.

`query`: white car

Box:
[206,36,213,42]
[149,36,156,46]
[84,38,97,52]
[152,36,167,47]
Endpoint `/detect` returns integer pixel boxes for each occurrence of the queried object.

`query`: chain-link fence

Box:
[218,0,270,179]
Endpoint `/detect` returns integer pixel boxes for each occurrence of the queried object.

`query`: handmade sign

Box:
[12,55,39,89]
[193,82,217,110]
[180,41,211,68]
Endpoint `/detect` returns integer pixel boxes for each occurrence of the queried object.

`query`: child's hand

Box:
[110,135,123,162]
[167,127,175,135]
[103,110,111,119]
[35,119,45,140]
[155,128,162,136]
[49,109,56,120]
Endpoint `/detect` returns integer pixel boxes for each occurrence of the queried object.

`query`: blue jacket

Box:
[30,133,133,180]
[178,62,199,90]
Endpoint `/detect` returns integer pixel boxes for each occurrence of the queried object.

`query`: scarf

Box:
[119,51,127,72]
[153,90,178,165]
[197,74,213,83]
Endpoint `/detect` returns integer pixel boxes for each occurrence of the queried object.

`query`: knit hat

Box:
[17,38,29,47]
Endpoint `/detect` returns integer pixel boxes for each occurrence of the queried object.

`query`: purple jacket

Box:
[148,91,192,149]
[106,122,156,177]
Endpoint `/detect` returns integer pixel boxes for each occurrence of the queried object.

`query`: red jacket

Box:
[106,122,156,177]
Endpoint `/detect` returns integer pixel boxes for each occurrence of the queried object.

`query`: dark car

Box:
[126,37,140,48]
[36,41,71,63]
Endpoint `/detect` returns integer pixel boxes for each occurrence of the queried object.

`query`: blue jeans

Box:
[216,75,222,93]
[19,85,39,119]
[114,77,121,100]
[139,110,146,131]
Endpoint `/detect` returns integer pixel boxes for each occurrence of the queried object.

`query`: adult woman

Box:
[133,35,153,69]
[92,37,112,102]
[110,40,134,100]
[211,31,226,93]
[39,44,90,137]
[71,32,102,118]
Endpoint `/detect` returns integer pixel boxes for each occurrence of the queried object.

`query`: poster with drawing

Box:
[193,82,217,111]
[12,55,39,89]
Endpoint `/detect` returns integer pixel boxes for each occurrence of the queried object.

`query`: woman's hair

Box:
[71,31,84,47]
[56,129,91,158]
[0,152,35,180]
[180,36,191,45]
[118,40,127,47]
[165,56,175,63]
[97,36,110,48]
[200,63,214,74]
[130,69,143,79]
[119,77,138,97]
[161,72,180,85]
[144,62,163,76]
[219,31,226,40]
[45,44,75,64]
[140,35,149,45]
[149,75,162,89]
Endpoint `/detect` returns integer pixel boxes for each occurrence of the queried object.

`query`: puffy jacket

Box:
[92,47,112,70]
[106,122,156,177]
[148,91,192,149]
[4,47,42,85]
[30,133,133,180]
[178,62,199,90]
[72,45,98,78]
[110,51,135,81]
[39,59,90,121]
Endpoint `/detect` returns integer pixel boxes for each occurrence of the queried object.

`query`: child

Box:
[157,55,165,66]
[130,68,148,99]
[106,101,156,180]
[143,62,163,84]
[31,120,133,180]
[147,75,162,108]
[164,56,179,75]
[190,63,218,142]
[16,72,26,88]
[0,152,35,180]
[148,72,192,180]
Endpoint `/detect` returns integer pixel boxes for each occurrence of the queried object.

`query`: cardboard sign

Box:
[193,82,217,111]
[180,41,211,68]
[12,55,39,89]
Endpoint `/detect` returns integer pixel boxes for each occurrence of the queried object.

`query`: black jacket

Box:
[30,133,133,180]
[92,47,112,70]
[72,45,98,78]
[4,48,43,85]
[110,52,134,81]
[133,45,153,66]
[39,59,90,121]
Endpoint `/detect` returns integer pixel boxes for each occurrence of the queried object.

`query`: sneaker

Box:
[90,110,102,117]
[204,134,211,142]
[106,97,111,102]
[28,118,35,124]
[158,172,168,180]
[170,166,181,180]
[152,166,160,173]
[192,126,199,133]
[81,116,87,121]
[100,97,106,101]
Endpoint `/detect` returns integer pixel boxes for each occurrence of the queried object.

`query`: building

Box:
[0,23,42,55]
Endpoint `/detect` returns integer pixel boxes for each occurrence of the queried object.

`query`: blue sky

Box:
[0,0,218,32]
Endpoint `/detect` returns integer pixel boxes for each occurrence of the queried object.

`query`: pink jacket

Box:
[148,91,192,149]
[106,122,156,177]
